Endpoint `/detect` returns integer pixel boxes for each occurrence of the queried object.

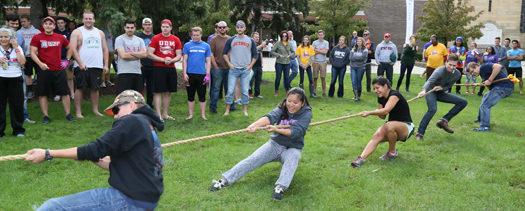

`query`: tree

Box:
[304,0,370,42]
[416,0,484,47]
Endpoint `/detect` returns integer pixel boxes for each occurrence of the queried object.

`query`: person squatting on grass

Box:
[415,54,468,141]
[351,76,414,167]
[182,26,211,120]
[209,87,312,201]
[25,90,164,211]
[328,35,350,98]
[467,62,514,132]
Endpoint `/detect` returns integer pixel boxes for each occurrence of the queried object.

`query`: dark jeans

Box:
[275,63,291,91]
[0,76,25,136]
[397,64,414,90]
[299,66,313,86]
[377,62,393,85]
[141,66,155,108]
[366,63,372,91]
[417,91,468,136]
[249,66,263,96]
[210,68,235,110]
[329,66,346,97]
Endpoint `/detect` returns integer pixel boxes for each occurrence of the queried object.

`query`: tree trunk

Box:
[30,0,45,28]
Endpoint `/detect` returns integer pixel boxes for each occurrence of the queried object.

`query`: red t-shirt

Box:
[30,33,70,71]
[149,34,182,67]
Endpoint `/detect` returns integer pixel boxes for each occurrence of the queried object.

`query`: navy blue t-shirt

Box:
[182,40,211,74]
[54,29,71,59]
[480,63,514,89]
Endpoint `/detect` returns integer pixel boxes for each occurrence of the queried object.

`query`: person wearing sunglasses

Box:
[25,90,165,211]
[362,30,374,92]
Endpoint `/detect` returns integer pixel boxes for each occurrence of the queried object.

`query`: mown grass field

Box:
[1,71,524,210]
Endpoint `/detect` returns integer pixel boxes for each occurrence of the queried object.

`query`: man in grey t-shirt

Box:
[312,30,329,97]
[114,18,147,95]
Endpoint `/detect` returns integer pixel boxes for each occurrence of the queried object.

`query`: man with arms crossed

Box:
[114,18,146,95]
[312,30,329,97]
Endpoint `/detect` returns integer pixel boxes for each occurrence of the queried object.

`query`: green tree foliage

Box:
[304,0,369,41]
[416,0,484,47]
[180,0,237,38]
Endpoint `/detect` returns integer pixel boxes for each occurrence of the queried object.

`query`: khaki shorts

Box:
[62,60,74,79]
[312,63,327,79]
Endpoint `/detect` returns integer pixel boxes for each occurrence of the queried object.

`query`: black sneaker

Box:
[42,116,50,124]
[27,91,34,99]
[66,114,77,122]
[272,185,284,201]
[209,179,225,192]
[210,108,218,113]
[229,107,238,111]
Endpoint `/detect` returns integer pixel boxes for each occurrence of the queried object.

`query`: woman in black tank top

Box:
[351,76,414,168]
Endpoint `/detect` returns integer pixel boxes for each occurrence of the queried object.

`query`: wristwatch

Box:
[45,149,53,161]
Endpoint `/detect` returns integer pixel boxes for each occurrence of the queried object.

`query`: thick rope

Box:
[1,89,436,162]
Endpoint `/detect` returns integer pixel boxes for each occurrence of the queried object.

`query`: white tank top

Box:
[74,26,104,68]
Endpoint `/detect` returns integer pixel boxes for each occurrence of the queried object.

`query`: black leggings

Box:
[187,73,206,102]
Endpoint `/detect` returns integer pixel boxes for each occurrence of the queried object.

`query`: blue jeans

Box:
[351,68,365,90]
[377,62,394,85]
[37,188,148,211]
[288,58,298,85]
[226,69,253,105]
[249,66,263,97]
[477,86,513,127]
[328,66,346,97]
[210,68,235,110]
[417,91,468,136]
[22,72,29,120]
[275,63,291,91]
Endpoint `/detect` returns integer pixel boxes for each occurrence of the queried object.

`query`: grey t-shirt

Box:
[312,40,329,63]
[222,35,258,69]
[115,34,146,74]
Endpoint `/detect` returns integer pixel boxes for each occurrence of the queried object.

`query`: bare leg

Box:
[223,104,231,116]
[154,93,162,118]
[235,79,242,101]
[61,95,71,115]
[199,101,207,120]
[360,127,386,159]
[243,104,248,116]
[91,90,103,116]
[162,92,171,118]
[360,122,409,159]
[74,89,84,118]
[519,77,523,94]
[26,75,32,86]
[67,78,75,99]
[321,77,326,94]
[313,78,318,94]
[39,96,48,117]
[187,101,194,120]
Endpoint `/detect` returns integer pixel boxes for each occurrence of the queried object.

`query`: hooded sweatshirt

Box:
[329,45,351,68]
[17,26,41,57]
[263,105,313,149]
[77,105,165,207]
[375,41,398,64]
[349,47,368,69]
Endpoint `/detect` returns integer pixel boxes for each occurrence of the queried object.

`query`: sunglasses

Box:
[385,36,390,38]
[112,102,130,115]
[218,26,226,29]
[363,34,369,36]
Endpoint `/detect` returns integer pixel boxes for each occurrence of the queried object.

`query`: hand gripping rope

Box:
[0,89,442,162]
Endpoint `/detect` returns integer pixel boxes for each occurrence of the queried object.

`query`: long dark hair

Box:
[486,46,496,55]
[279,31,288,43]
[277,87,311,120]
[372,76,391,89]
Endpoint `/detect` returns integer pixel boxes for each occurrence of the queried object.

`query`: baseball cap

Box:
[104,90,146,115]
[142,18,152,24]
[42,16,55,24]
[218,21,227,27]
[384,33,391,38]
[160,19,172,27]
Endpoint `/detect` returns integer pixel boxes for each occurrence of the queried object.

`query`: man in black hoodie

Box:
[25,90,165,211]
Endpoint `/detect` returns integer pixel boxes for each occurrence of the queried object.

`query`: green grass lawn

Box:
[1,72,525,210]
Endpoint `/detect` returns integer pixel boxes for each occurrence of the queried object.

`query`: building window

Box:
[488,0,492,12]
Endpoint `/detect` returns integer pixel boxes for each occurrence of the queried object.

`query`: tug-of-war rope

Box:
[0,76,518,162]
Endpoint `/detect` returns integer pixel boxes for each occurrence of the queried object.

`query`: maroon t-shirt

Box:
[30,33,70,71]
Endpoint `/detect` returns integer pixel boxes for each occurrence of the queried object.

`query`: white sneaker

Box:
[257,95,264,98]
[235,99,242,105]
[54,95,61,101]
[106,81,115,86]
[100,82,106,88]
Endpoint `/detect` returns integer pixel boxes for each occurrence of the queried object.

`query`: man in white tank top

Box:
[70,11,109,118]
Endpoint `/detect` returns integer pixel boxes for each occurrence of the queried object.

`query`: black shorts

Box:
[187,73,206,102]
[24,56,36,76]
[75,68,102,90]
[116,73,144,95]
[153,66,177,93]
[35,68,69,96]
[507,67,523,78]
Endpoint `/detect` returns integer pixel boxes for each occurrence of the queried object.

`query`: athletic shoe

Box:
[322,93,327,97]
[32,78,37,84]
[471,127,491,132]
[16,133,24,137]
[456,91,461,95]
[351,156,365,168]
[473,119,480,123]
[415,134,423,141]
[257,95,264,98]
[436,119,454,133]
[235,99,242,105]
[54,95,61,101]
[379,149,398,160]
[249,94,254,99]
[106,81,115,86]
[100,82,106,88]
[229,107,239,111]
[24,118,36,124]
[272,185,284,201]
[66,114,77,122]
[210,108,218,113]
[27,91,34,99]
[209,179,225,192]
[42,116,50,124]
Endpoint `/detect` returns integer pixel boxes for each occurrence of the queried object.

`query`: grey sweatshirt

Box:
[375,41,398,64]
[329,45,350,68]
[422,65,461,92]
[263,105,313,149]
[349,47,368,69]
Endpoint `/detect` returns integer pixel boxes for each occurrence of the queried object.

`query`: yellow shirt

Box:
[295,45,316,66]
[426,43,448,69]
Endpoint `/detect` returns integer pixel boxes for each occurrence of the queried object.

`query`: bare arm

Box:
[182,54,188,80]
[361,96,400,119]
[117,48,147,60]
[99,30,109,73]
[147,47,165,62]
[24,147,79,164]
[205,56,211,74]
[171,49,182,63]
[93,156,111,171]
[30,46,47,70]
[69,29,85,68]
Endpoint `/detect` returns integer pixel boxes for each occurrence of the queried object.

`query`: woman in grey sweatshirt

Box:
[349,37,369,101]
[209,88,313,201]
[328,36,351,98]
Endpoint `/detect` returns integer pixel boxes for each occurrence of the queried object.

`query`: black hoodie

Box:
[77,105,165,203]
